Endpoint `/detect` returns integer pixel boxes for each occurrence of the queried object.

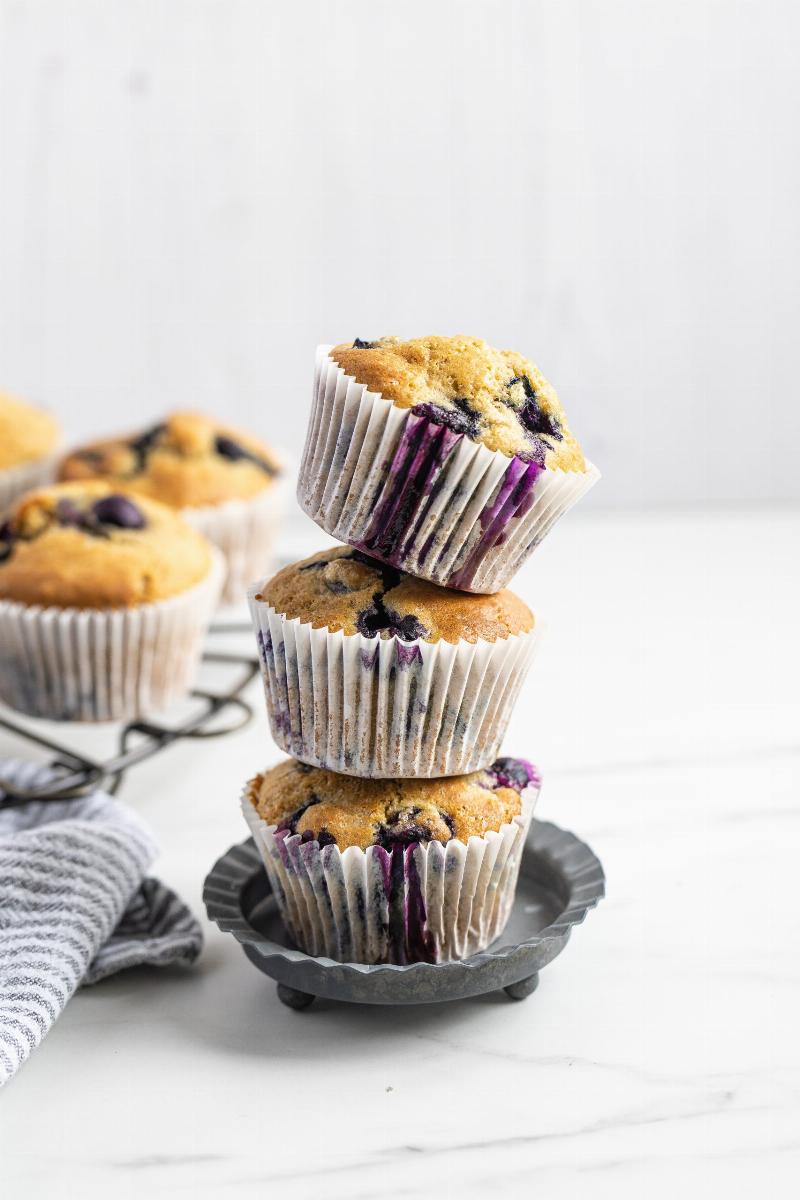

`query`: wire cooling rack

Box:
[0,621,259,807]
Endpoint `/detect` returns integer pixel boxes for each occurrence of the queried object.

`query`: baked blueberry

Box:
[0,520,13,563]
[248,757,535,851]
[92,494,147,529]
[329,336,586,472]
[214,434,278,477]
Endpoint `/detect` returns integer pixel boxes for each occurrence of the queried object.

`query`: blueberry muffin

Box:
[0,482,212,608]
[331,336,585,470]
[60,411,284,606]
[300,340,599,593]
[247,755,538,850]
[242,756,540,963]
[257,546,534,644]
[0,391,60,513]
[248,547,542,777]
[0,482,223,720]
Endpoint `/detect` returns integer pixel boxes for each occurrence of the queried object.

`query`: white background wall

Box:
[0,0,797,507]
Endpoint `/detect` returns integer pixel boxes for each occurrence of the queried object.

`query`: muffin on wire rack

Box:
[0,481,223,721]
[60,410,285,606]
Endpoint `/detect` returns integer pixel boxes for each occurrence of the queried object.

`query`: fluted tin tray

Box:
[203,820,605,1008]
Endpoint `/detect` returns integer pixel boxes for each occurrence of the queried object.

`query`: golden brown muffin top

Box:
[0,481,214,609]
[248,756,538,850]
[255,546,534,644]
[329,336,586,471]
[59,410,281,509]
[0,392,60,470]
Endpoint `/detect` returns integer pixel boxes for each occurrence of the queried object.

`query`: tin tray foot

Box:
[504,973,539,1001]
[277,982,316,1010]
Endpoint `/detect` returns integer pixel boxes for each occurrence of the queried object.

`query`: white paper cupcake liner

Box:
[182,478,287,608]
[248,590,543,777]
[0,549,224,722]
[0,453,60,516]
[242,777,538,964]
[298,346,600,594]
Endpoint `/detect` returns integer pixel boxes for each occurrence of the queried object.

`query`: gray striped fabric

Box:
[0,760,203,1086]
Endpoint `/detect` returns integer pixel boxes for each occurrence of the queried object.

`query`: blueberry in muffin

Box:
[248,755,539,851]
[330,336,585,471]
[256,546,534,645]
[249,546,540,777]
[59,410,280,508]
[60,411,285,607]
[0,482,222,720]
[0,482,212,608]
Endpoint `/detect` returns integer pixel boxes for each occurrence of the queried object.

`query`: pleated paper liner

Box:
[183,474,287,609]
[0,549,224,722]
[241,778,539,965]
[298,346,599,594]
[249,590,543,778]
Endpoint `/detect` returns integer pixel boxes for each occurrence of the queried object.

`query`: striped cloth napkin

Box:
[0,759,202,1087]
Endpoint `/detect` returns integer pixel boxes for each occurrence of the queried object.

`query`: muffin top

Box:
[248,756,539,850]
[256,546,534,644]
[0,482,214,608]
[59,411,281,509]
[0,392,59,470]
[329,336,585,472]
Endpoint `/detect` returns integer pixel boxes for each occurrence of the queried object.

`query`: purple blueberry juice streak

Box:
[256,629,273,668]
[375,844,436,965]
[448,458,542,589]
[360,644,380,671]
[394,641,423,669]
[360,415,460,563]
[403,848,436,963]
[394,418,460,552]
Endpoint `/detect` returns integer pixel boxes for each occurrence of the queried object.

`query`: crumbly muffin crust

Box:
[0,482,213,608]
[330,336,585,471]
[256,546,534,644]
[59,410,281,508]
[0,393,59,469]
[248,756,538,850]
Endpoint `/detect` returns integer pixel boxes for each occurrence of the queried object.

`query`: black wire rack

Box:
[0,621,259,807]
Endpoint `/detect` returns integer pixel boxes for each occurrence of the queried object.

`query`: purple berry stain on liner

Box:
[256,629,273,667]
[360,644,380,671]
[351,405,546,589]
[448,457,543,590]
[395,641,423,669]
[359,414,462,564]
[373,843,436,965]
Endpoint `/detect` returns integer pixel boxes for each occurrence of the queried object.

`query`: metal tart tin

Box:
[203,819,604,1008]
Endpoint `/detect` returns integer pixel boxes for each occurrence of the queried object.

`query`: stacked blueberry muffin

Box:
[244,336,597,965]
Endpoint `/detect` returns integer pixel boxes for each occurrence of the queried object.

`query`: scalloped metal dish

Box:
[203,820,605,1008]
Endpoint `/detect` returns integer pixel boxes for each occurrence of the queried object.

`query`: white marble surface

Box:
[1,508,798,1198]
